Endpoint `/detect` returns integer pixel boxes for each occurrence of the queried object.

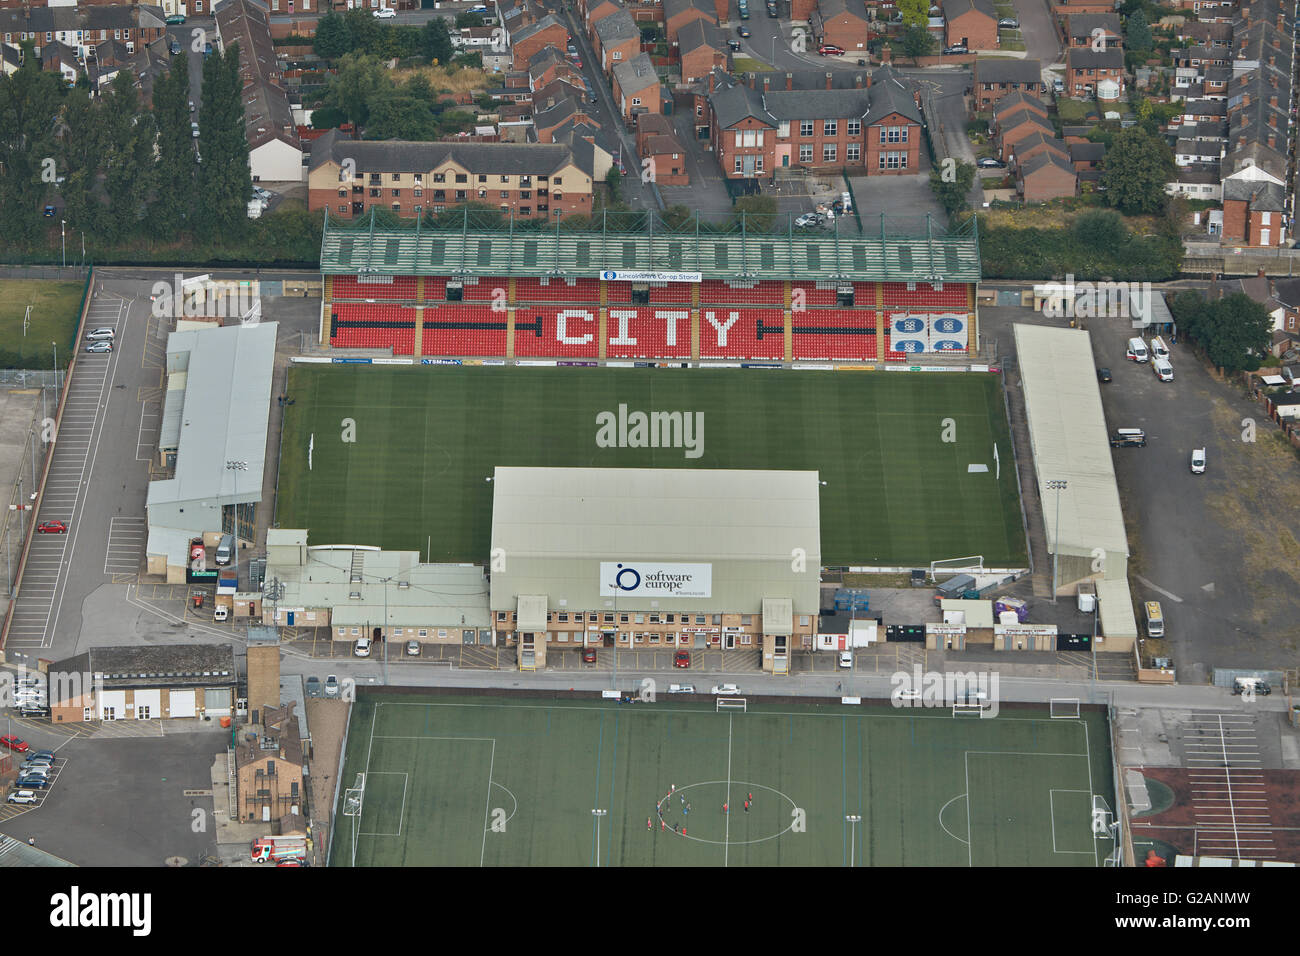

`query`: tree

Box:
[321,52,388,131]
[1170,291,1273,373]
[605,165,622,203]
[420,17,453,64]
[0,46,66,247]
[730,194,778,232]
[897,0,928,28]
[455,11,484,28]
[1126,9,1152,54]
[901,24,935,64]
[195,42,252,239]
[929,160,975,217]
[150,54,198,235]
[1072,209,1126,250]
[1100,127,1174,215]
[313,11,356,59]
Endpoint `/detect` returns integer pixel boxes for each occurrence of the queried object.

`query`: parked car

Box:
[1190,448,1206,474]
[976,157,1005,168]
[354,636,372,658]
[16,765,49,779]
[738,24,751,36]
[324,674,339,698]
[998,17,1019,28]
[673,650,691,668]
[1096,367,1112,383]
[668,683,695,694]
[85,341,112,353]
[0,735,29,753]
[43,205,57,217]
[818,43,844,55]
[36,520,68,534]
[86,327,115,340]
[838,650,853,668]
[188,99,195,112]
[727,38,741,51]
[711,683,741,695]
[19,761,53,774]
[943,44,968,55]
[305,676,321,697]
[15,776,48,789]
[28,750,54,761]
[191,122,200,138]
[170,41,182,55]
[212,605,228,622]
[406,640,421,657]
[7,790,38,804]
[372,5,396,16]
[1109,428,1146,448]
[766,0,778,14]
[165,13,186,24]
[581,646,597,664]
[795,212,824,227]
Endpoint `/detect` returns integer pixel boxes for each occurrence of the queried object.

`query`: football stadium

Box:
[281,211,1026,570]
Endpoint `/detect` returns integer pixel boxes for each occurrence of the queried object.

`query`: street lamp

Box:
[1046,479,1068,604]
[60,220,65,269]
[845,814,861,867]
[51,342,58,392]
[225,459,248,582]
[591,808,607,866]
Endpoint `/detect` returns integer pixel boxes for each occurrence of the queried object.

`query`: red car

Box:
[36,520,68,534]
[818,43,845,55]
[581,647,597,664]
[673,650,691,669]
[0,735,29,753]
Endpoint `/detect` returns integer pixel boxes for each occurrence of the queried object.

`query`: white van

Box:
[1150,335,1170,360]
[214,533,234,565]
[1152,357,1174,382]
[1126,337,1149,362]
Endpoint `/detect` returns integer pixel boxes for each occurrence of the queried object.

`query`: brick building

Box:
[1064,12,1121,49]
[612,53,663,123]
[0,4,166,59]
[636,113,690,184]
[307,131,595,221]
[1018,151,1076,203]
[1222,178,1288,246]
[1064,46,1125,97]
[677,17,727,84]
[810,0,869,54]
[971,58,1045,111]
[510,13,568,70]
[594,8,640,74]
[662,0,716,43]
[234,702,305,824]
[944,0,998,51]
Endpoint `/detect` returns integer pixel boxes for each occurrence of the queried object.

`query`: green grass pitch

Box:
[277,365,1026,567]
[329,693,1116,867]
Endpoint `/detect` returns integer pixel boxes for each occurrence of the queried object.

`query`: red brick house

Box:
[944,0,999,51]
[972,58,1045,111]
[510,14,569,70]
[594,9,641,74]
[995,108,1054,162]
[678,18,728,84]
[709,66,922,179]
[0,4,166,59]
[1222,179,1288,247]
[1065,47,1125,97]
[663,0,716,43]
[612,53,663,123]
[1069,141,1105,172]
[529,47,585,90]
[636,114,690,184]
[1064,13,1121,49]
[810,0,870,55]
[1010,131,1068,169]
[1018,151,1076,203]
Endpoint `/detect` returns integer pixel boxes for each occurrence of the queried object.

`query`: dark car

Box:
[976,157,1005,168]
[673,650,691,668]
[165,13,186,24]
[943,44,968,55]
[305,676,321,697]
[727,38,741,51]
[15,776,49,790]
[43,204,57,217]
[738,24,751,37]
[1097,367,1112,383]
[581,647,597,664]
[1110,429,1146,447]
[766,1,778,15]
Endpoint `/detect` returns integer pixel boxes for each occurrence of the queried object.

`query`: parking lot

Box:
[980,298,1300,676]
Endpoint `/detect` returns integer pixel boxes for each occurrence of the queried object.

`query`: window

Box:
[696,615,706,625]
[632,97,641,106]
[604,613,614,623]
[823,144,837,162]
[478,174,486,183]
[712,614,721,625]
[414,189,423,198]
[847,143,860,162]
[501,191,509,198]
[778,121,790,137]
[734,156,743,173]
[635,612,644,624]
[521,190,531,199]
[666,614,675,623]
[338,205,347,212]
[847,119,861,136]
[414,173,422,183]
[799,144,813,163]
[620,614,630,623]
[799,615,810,627]
[649,614,660,624]
[742,615,752,626]
[455,173,468,183]
[823,120,837,136]
[338,189,346,198]
[501,175,510,183]
[434,173,446,183]
[613,50,622,59]
[554,177,562,185]
[456,190,467,200]
[800,120,813,136]
[392,189,401,197]
[391,173,401,182]
[756,156,764,171]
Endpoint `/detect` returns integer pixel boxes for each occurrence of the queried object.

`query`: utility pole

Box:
[1047,479,1068,604]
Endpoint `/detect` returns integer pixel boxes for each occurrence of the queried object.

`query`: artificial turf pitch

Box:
[278,366,1026,567]
[329,693,1115,867]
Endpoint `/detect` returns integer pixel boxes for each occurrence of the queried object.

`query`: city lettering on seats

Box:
[595,404,704,459]
[547,309,742,347]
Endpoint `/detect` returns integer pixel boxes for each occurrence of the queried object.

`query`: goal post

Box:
[1050,698,1081,719]
[930,555,984,580]
[952,701,990,718]
[716,698,747,712]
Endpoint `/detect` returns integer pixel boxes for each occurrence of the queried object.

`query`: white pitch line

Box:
[480,738,496,868]
[1216,715,1241,859]
[724,714,733,868]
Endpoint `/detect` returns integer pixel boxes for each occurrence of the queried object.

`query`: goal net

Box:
[930,555,984,580]
[1050,698,1081,719]
[952,701,991,718]
[343,773,366,818]
[716,698,748,712]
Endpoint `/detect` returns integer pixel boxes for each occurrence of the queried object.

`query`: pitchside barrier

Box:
[289,356,999,374]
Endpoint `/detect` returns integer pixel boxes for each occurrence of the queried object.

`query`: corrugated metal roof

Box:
[1012,325,1129,562]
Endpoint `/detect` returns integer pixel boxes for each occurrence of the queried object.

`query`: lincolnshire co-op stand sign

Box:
[599,563,713,599]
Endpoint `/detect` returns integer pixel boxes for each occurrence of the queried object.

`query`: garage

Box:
[170,690,196,718]
[133,689,161,720]
[99,690,126,721]
[204,687,232,716]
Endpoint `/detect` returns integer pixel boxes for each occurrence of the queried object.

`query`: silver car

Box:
[85,327,115,340]
[324,674,339,698]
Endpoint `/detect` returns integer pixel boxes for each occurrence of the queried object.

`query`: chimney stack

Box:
[1270,113,1277,128]
[786,72,792,90]
[709,71,715,93]
[1268,132,1276,149]
[763,75,770,92]
[854,73,863,88]
[825,71,832,90]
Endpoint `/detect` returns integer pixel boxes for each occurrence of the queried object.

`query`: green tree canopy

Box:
[313,11,355,59]
[1169,291,1273,373]
[929,160,975,218]
[420,17,454,64]
[901,24,935,63]
[1100,127,1174,215]
[897,0,928,28]
[321,52,389,130]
